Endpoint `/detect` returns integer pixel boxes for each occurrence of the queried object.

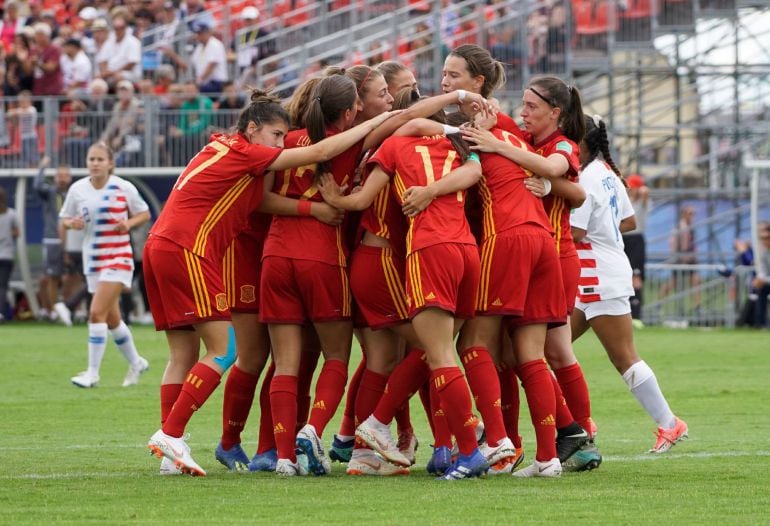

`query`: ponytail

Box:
[529,77,585,144]
[582,114,623,183]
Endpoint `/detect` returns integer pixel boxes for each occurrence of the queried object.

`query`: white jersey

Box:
[570,159,635,302]
[59,175,149,276]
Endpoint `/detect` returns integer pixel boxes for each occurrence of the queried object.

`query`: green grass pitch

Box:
[1,324,769,525]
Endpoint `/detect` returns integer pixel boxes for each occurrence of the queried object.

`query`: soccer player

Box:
[145,89,397,477]
[59,142,151,389]
[319,108,490,480]
[464,74,597,467]
[570,115,688,455]
[376,60,419,97]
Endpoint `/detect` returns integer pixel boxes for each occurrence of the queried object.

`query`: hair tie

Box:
[529,86,554,107]
[314,96,321,102]
[592,114,603,127]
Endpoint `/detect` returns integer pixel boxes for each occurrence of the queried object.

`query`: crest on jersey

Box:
[240,285,256,303]
[215,293,228,312]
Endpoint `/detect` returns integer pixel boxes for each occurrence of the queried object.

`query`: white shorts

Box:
[86,268,134,293]
[575,296,631,320]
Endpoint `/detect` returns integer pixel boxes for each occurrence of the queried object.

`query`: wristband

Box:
[456,89,467,103]
[442,124,461,135]
[297,200,312,216]
[541,177,552,196]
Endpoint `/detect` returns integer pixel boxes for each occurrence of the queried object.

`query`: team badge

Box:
[215,293,228,312]
[240,285,256,303]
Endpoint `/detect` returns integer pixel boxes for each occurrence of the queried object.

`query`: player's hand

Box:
[68,216,86,230]
[317,173,347,206]
[401,185,436,217]
[311,202,345,226]
[462,125,501,153]
[524,176,548,198]
[113,219,130,233]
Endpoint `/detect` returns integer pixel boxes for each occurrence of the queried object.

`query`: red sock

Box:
[373,348,430,424]
[307,359,348,437]
[256,362,275,454]
[220,365,258,451]
[429,376,453,448]
[498,365,521,448]
[394,403,412,434]
[353,369,389,449]
[517,360,557,461]
[160,383,182,426]
[460,346,506,446]
[551,373,576,429]
[432,367,476,456]
[418,381,435,436]
[270,374,298,461]
[554,362,593,433]
[296,351,320,431]
[163,363,221,438]
[339,356,367,436]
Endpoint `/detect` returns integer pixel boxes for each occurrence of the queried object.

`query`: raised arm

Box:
[266,111,400,172]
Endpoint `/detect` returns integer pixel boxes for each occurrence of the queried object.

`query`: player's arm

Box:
[259,171,344,226]
[550,176,586,209]
[362,90,490,151]
[620,215,636,233]
[393,117,447,138]
[571,226,587,243]
[317,167,390,212]
[266,111,400,172]
[401,156,482,217]
[463,126,569,179]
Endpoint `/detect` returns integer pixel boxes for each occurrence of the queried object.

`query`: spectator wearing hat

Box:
[623,174,650,323]
[231,5,275,75]
[89,18,112,74]
[27,21,63,96]
[60,38,92,91]
[99,79,144,166]
[189,21,227,95]
[97,12,142,87]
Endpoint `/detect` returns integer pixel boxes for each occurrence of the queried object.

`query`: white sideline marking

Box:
[2,450,769,480]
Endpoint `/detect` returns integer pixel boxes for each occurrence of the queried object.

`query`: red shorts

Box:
[350,245,409,330]
[143,235,231,331]
[224,234,263,314]
[406,243,480,319]
[560,251,580,314]
[504,228,567,329]
[260,256,351,324]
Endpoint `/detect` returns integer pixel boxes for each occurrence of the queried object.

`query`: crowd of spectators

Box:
[0,0,703,169]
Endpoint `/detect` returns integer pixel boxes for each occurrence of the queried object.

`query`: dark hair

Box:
[528,76,585,144]
[392,86,420,110]
[376,61,411,90]
[284,76,323,129]
[449,44,506,98]
[582,115,623,182]
[235,88,289,134]
[304,75,358,176]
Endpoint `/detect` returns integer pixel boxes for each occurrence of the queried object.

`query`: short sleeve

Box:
[368,137,398,176]
[59,186,79,219]
[619,183,635,220]
[124,181,150,215]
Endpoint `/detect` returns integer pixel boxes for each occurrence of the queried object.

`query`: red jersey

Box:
[358,162,408,258]
[477,129,553,240]
[151,133,281,260]
[495,112,529,143]
[262,127,364,266]
[369,135,476,256]
[536,130,580,257]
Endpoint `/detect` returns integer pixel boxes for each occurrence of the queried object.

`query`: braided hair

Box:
[582,114,624,186]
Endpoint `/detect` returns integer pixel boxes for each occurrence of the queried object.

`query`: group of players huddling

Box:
[134,44,689,479]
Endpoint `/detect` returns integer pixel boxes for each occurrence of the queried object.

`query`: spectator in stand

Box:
[89,18,112,72]
[152,63,175,95]
[213,80,245,130]
[0,2,25,51]
[39,9,59,40]
[99,78,143,167]
[155,2,186,73]
[180,0,215,32]
[28,22,63,97]
[661,205,701,309]
[134,8,161,75]
[61,78,113,167]
[156,82,183,166]
[0,186,19,323]
[6,89,38,166]
[167,81,212,165]
[33,156,72,323]
[740,224,770,328]
[60,38,92,91]
[189,21,227,96]
[98,11,142,88]
[4,32,34,96]
[231,6,275,76]
[23,0,45,28]
[623,174,649,325]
